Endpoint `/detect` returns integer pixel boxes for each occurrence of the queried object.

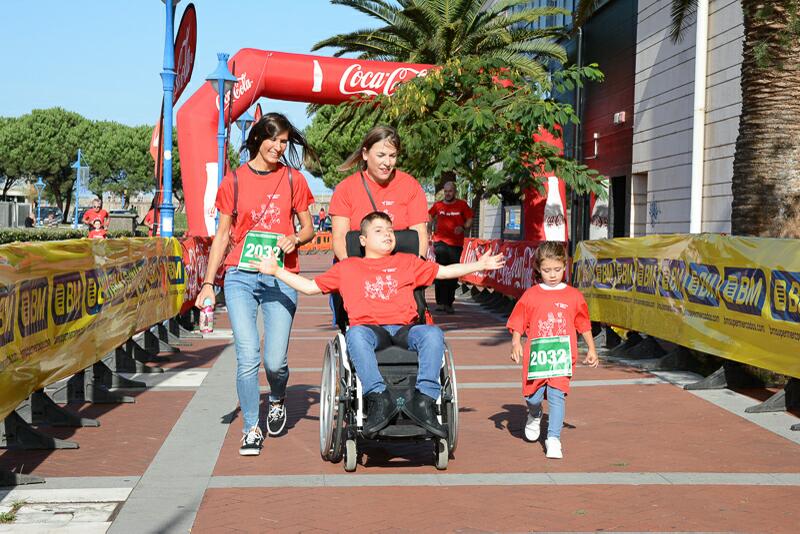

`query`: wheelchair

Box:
[319,230,459,471]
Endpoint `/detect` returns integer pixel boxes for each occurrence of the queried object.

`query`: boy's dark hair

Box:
[360,211,393,235]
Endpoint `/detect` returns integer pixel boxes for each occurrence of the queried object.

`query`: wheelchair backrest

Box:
[334,229,429,333]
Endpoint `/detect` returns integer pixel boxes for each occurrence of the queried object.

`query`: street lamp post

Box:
[71,149,84,229]
[236,110,255,165]
[34,177,46,226]
[205,53,237,229]
[159,0,181,237]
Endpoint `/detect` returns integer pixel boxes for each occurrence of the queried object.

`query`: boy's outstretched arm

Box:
[436,251,505,280]
[250,256,323,295]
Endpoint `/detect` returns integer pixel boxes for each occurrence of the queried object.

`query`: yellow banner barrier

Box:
[574,234,800,378]
[0,238,185,420]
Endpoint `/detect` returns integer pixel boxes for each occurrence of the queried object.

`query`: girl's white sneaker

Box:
[524,413,541,442]
[545,437,563,459]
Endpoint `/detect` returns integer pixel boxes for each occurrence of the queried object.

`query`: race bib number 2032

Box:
[527,335,572,380]
[238,231,284,271]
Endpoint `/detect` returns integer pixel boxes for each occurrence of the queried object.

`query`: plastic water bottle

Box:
[199,298,214,334]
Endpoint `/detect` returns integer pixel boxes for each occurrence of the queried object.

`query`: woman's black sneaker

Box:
[239,426,264,456]
[267,400,287,436]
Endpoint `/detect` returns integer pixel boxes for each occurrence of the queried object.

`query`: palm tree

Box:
[313,0,569,80]
[576,0,800,237]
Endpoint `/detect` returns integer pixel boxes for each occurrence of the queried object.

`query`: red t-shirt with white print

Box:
[314,253,438,326]
[329,170,428,231]
[215,164,314,272]
[506,284,591,396]
[429,199,473,247]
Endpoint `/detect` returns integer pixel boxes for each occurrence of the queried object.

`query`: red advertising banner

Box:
[173,3,197,105]
[178,236,226,314]
[459,238,548,299]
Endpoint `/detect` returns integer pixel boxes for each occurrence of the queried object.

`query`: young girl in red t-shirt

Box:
[507,242,598,459]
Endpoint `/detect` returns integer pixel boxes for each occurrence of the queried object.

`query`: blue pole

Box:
[72,149,82,229]
[216,75,226,189]
[159,0,176,237]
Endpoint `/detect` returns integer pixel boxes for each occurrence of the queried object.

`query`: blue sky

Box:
[0,1,375,192]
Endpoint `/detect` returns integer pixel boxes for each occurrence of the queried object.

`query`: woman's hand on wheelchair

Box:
[250,255,279,275]
[479,252,505,271]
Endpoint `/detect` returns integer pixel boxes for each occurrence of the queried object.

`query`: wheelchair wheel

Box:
[320,340,345,462]
[344,439,358,472]
[434,438,449,470]
[443,342,459,455]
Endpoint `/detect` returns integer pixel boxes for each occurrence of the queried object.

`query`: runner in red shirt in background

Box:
[88,219,108,239]
[428,181,473,313]
[143,208,156,236]
[82,198,109,229]
[318,207,327,231]
[250,211,505,438]
[507,242,598,460]
[195,113,317,457]
[329,126,429,260]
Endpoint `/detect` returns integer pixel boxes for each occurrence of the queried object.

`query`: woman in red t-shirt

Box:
[195,113,317,456]
[329,126,429,260]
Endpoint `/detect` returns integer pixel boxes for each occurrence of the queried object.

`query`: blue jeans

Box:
[526,385,566,439]
[225,268,297,433]
[345,324,444,400]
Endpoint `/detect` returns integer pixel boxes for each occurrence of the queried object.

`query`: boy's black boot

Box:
[403,390,448,438]
[363,389,399,438]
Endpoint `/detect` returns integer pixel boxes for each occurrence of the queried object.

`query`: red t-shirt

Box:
[144,209,156,236]
[314,253,438,326]
[506,284,591,396]
[329,170,428,231]
[82,208,109,227]
[88,228,108,239]
[215,164,314,273]
[429,199,473,247]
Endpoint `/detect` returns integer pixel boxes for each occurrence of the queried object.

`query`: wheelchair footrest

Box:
[377,423,429,438]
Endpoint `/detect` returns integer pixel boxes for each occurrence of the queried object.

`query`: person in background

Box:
[428,181,473,313]
[88,219,108,239]
[318,206,327,231]
[82,198,109,229]
[45,213,58,227]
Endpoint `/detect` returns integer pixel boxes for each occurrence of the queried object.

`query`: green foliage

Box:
[0,227,137,245]
[314,0,569,78]
[358,56,606,199]
[304,105,376,188]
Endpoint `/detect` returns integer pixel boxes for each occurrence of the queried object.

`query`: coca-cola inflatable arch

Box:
[177,49,432,236]
[176,49,567,241]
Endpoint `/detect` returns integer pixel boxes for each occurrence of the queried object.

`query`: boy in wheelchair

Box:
[250,211,504,438]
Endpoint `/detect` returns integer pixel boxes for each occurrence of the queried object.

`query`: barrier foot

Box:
[624,336,666,360]
[0,469,44,487]
[60,369,135,404]
[745,378,800,414]
[158,322,191,346]
[652,346,694,371]
[684,362,763,390]
[145,328,180,355]
[169,317,202,339]
[31,390,99,428]
[93,361,146,390]
[127,338,169,365]
[0,412,79,450]
[604,327,622,349]
[606,332,643,357]
[473,289,492,303]
[105,346,162,374]
[791,423,799,431]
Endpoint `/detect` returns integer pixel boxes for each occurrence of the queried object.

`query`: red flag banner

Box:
[173,3,197,105]
[460,238,553,299]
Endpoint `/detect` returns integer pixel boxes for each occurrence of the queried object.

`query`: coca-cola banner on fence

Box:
[460,238,554,299]
[177,50,433,236]
[179,236,223,314]
[173,3,197,105]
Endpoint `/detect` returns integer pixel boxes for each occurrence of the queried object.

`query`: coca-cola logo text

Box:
[339,64,428,97]
[215,73,253,111]
[174,28,194,98]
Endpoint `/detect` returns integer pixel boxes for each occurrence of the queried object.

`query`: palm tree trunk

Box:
[731,0,800,237]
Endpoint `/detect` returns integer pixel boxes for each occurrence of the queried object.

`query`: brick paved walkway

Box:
[1,252,799,533]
